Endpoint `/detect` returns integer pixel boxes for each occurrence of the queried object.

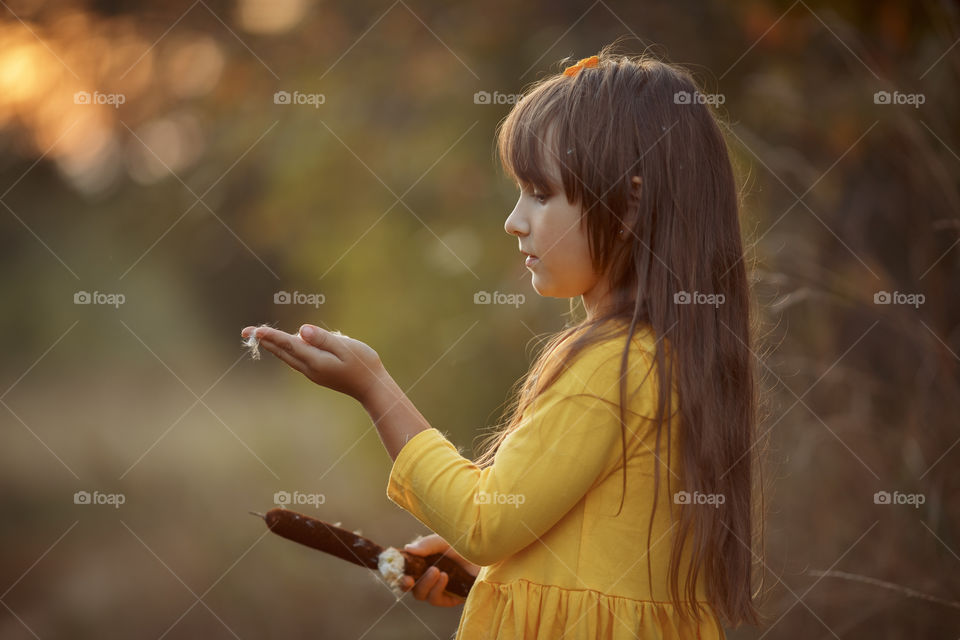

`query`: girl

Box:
[242,45,764,639]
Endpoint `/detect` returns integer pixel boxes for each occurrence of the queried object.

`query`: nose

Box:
[504,199,527,237]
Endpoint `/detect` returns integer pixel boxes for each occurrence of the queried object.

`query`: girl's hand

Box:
[399,534,481,607]
[241,324,385,403]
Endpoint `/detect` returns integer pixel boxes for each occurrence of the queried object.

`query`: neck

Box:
[582,282,611,320]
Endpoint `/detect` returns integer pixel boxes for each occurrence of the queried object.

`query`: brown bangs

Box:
[495,80,576,199]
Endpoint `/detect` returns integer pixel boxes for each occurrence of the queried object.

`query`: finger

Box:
[252,326,291,343]
[256,328,314,360]
[258,338,308,375]
[244,325,280,339]
[427,571,450,605]
[258,327,343,371]
[412,567,439,600]
[404,543,427,556]
[404,537,444,556]
[298,325,346,360]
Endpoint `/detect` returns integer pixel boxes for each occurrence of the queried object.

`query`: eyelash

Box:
[517,184,550,204]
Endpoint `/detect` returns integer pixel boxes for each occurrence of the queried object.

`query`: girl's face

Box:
[504,167,611,313]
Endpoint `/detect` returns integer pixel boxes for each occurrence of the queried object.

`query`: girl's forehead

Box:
[540,128,564,178]
[507,119,565,190]
[528,140,563,187]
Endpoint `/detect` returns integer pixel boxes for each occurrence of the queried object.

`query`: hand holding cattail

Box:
[399,534,481,607]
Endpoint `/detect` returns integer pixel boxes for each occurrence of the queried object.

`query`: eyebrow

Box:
[517,175,557,191]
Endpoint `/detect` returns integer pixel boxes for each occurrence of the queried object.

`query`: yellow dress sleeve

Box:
[386,346,635,567]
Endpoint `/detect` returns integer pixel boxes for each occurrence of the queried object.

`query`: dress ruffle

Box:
[456,578,726,640]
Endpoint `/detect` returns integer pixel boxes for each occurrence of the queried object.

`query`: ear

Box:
[627,175,643,207]
[621,175,643,235]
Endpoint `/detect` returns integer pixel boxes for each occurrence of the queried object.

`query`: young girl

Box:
[242,45,763,639]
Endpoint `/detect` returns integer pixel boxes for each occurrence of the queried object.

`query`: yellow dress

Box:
[387,324,727,639]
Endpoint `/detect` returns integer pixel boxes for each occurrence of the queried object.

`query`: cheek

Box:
[565,252,599,290]
[559,226,594,273]
[538,234,597,293]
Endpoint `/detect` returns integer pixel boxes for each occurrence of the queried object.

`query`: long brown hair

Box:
[474,44,766,628]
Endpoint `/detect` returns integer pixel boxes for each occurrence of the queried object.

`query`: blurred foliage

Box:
[1,0,958,637]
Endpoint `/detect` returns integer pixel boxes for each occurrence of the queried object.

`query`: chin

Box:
[531,267,585,295]
[531,279,573,299]
[529,274,549,296]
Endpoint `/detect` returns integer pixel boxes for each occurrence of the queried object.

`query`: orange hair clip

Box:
[562,55,599,77]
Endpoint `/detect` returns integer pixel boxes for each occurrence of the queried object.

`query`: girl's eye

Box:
[517,183,550,204]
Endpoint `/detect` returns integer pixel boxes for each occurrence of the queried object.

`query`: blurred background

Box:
[1,0,958,637]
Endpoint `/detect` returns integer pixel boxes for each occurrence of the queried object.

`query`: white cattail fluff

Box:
[377,547,407,599]
[243,334,261,360]
[242,323,276,361]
